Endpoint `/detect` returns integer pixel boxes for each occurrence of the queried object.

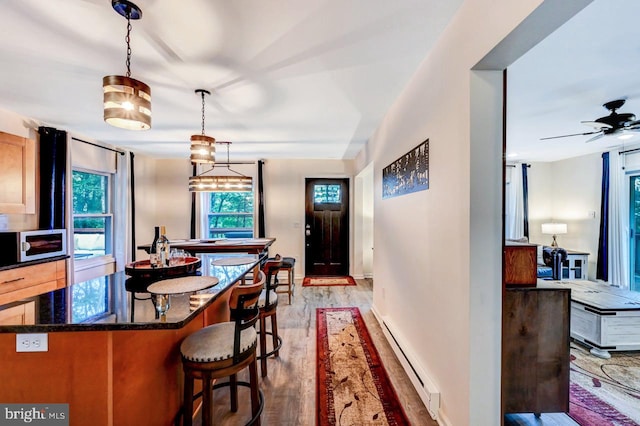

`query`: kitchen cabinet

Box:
[0,131,36,214]
[0,301,35,325]
[0,259,66,306]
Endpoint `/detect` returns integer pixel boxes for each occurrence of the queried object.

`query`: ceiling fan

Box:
[541,99,640,142]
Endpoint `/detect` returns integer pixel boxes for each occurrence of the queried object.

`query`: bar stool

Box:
[180,276,265,426]
[274,256,295,304]
[257,256,283,377]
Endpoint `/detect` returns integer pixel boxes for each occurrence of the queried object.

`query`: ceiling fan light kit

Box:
[190,89,216,164]
[541,99,640,142]
[103,0,152,131]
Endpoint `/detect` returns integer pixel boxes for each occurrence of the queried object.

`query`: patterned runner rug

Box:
[303,276,356,287]
[316,307,409,425]
[569,343,640,425]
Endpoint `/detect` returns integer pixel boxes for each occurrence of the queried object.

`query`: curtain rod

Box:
[506,164,531,168]
[619,147,640,156]
[72,137,125,156]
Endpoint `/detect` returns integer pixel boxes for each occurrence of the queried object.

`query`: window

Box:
[72,170,113,260]
[206,191,254,239]
[314,184,342,204]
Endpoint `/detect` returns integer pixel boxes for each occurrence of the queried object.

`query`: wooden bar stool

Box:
[274,256,295,304]
[180,276,265,426]
[257,256,283,377]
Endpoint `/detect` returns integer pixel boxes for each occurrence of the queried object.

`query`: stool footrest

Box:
[184,381,263,426]
[256,331,283,359]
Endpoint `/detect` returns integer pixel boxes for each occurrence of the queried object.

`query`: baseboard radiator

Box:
[380,317,441,419]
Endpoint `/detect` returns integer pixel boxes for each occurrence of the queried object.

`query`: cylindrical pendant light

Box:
[190,89,215,164]
[103,0,151,131]
[189,142,253,192]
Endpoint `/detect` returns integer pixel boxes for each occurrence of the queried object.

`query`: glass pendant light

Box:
[103,0,151,130]
[190,89,215,164]
[189,142,252,192]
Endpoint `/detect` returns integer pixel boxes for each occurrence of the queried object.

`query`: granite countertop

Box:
[0,253,262,333]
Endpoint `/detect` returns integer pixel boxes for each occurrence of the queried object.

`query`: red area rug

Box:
[303,276,356,287]
[316,307,409,425]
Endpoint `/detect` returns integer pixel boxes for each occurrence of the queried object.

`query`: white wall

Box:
[133,157,354,277]
[528,153,601,278]
[352,1,592,424]
[263,159,355,277]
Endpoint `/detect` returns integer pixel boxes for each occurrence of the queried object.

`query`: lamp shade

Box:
[190,134,216,164]
[541,223,567,235]
[103,76,151,130]
[189,175,253,192]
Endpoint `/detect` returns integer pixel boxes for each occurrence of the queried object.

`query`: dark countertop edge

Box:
[0,255,69,271]
[0,280,227,334]
[0,257,262,333]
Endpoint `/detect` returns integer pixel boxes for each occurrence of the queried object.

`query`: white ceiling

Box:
[507,0,640,163]
[0,0,463,161]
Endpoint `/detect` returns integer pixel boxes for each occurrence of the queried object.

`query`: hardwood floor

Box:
[196,278,435,425]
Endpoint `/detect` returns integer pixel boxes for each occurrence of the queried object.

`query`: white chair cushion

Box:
[180,322,257,362]
[258,289,277,308]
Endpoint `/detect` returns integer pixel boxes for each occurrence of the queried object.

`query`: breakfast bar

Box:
[0,254,262,426]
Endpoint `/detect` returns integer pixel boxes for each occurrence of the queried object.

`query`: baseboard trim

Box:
[371,306,441,421]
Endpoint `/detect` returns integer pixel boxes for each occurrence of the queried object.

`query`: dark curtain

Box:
[257,160,266,237]
[522,163,529,239]
[130,152,136,261]
[190,164,197,239]
[38,127,67,230]
[597,152,610,280]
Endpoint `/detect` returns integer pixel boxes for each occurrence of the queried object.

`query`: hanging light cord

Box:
[197,143,247,177]
[125,12,132,77]
[201,91,206,135]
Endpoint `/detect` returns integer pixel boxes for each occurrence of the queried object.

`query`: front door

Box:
[305,178,349,276]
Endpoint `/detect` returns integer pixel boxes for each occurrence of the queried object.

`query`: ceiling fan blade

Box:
[581,121,614,130]
[624,120,640,130]
[540,131,602,141]
[585,133,605,143]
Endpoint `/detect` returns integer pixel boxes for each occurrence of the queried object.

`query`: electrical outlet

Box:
[16,333,48,352]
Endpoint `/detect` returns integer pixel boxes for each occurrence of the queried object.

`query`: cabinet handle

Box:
[2,277,25,284]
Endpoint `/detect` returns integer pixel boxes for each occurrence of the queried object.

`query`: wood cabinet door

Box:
[0,131,36,214]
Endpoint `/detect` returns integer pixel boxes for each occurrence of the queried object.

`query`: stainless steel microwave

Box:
[0,229,67,266]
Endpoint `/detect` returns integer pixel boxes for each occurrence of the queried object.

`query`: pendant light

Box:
[190,89,215,164]
[103,0,151,130]
[189,142,253,192]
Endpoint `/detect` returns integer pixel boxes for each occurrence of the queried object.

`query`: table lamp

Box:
[541,223,567,248]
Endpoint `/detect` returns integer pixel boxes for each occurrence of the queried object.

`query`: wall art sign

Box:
[382,139,429,199]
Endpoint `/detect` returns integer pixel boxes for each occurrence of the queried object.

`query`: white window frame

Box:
[72,168,115,273]
[205,191,255,239]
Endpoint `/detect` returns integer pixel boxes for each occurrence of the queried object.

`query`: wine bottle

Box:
[150,226,160,268]
[158,226,170,267]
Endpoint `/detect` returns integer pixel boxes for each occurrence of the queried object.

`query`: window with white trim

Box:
[72,169,113,260]
[206,191,254,239]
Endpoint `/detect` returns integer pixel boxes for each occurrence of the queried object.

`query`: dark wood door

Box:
[305,178,349,276]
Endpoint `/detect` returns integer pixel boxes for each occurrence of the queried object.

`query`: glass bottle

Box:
[158,226,170,267]
[150,226,160,268]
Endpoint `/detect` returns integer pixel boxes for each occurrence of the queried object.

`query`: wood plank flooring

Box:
[196,278,435,425]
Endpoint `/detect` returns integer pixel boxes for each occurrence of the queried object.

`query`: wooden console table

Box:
[502,285,570,417]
